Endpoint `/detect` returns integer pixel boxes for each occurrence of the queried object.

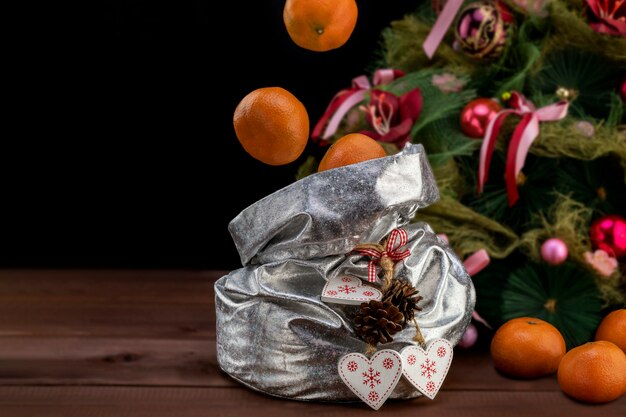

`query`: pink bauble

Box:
[590,215,626,259]
[541,238,568,265]
[458,323,478,349]
[621,75,626,103]
[459,98,502,138]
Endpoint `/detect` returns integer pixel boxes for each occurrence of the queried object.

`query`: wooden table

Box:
[0,270,623,416]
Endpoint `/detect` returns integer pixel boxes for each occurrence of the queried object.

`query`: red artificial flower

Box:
[586,0,626,37]
[361,88,422,148]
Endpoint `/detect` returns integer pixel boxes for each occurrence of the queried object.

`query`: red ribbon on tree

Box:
[312,69,404,143]
[477,92,569,206]
[354,228,411,283]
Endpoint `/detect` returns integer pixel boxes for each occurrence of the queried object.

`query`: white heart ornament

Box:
[338,349,402,410]
[400,339,453,400]
[321,275,382,305]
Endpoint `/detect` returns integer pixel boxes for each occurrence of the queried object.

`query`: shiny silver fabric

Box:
[215,144,475,401]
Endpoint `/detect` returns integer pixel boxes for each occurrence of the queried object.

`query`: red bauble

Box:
[589,215,626,259]
[459,98,502,138]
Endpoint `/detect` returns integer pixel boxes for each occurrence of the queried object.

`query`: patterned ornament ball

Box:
[590,215,626,260]
[541,238,568,265]
[459,98,502,138]
[454,1,513,60]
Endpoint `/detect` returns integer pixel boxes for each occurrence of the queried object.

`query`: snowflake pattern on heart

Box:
[400,339,453,400]
[338,350,403,410]
[321,275,382,305]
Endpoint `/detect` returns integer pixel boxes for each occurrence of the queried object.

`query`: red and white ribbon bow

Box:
[478,92,569,206]
[311,69,404,143]
[355,228,411,283]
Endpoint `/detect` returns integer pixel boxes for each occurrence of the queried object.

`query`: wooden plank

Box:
[0,337,234,387]
[0,269,226,305]
[0,269,222,339]
[0,386,622,417]
[0,266,608,414]
[0,269,558,391]
[0,303,215,338]
[0,335,555,391]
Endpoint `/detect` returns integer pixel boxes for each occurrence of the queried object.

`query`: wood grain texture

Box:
[0,269,623,416]
[0,336,557,392]
[0,337,231,387]
[0,387,623,417]
[0,269,220,338]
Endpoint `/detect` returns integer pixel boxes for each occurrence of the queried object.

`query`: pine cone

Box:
[354,300,404,345]
[383,279,423,324]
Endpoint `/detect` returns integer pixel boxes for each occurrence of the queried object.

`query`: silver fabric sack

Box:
[215,143,475,401]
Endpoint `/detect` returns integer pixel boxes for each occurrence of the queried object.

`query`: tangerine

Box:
[490,317,566,378]
[595,309,626,353]
[283,0,358,52]
[558,341,626,403]
[233,87,309,166]
[317,133,386,172]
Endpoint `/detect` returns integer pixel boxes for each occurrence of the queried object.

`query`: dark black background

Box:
[2,1,417,269]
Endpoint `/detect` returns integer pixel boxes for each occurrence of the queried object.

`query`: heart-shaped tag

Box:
[400,339,453,400]
[338,349,402,410]
[321,275,382,305]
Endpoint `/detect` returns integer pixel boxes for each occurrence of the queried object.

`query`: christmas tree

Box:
[300,0,626,349]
